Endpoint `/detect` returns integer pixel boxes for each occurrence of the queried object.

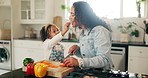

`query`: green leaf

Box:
[130,29,139,37]
[135,29,139,37]
[61,5,67,10]
[141,0,147,2]
[118,26,123,28]
[127,24,132,28]
[132,22,137,25]
[131,31,135,36]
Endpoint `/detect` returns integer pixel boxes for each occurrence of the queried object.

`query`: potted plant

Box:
[136,0,147,18]
[61,5,70,11]
[118,22,139,42]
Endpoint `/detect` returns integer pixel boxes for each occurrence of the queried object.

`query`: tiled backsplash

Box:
[23,18,147,42]
[107,18,146,42]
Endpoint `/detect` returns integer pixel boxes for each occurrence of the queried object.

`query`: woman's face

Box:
[48,25,60,39]
[69,6,79,27]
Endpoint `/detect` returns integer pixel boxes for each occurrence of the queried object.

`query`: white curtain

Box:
[144,0,148,18]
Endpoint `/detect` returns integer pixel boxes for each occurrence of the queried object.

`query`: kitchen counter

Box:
[0,68,141,78]
[112,41,148,47]
[16,38,79,43]
[0,68,55,78]
[16,38,148,46]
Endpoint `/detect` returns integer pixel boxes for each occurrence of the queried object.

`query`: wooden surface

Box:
[44,60,74,78]
[53,16,62,30]
[22,66,26,72]
[22,60,74,78]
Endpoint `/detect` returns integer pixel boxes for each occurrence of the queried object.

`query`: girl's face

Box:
[69,6,80,27]
[48,25,60,39]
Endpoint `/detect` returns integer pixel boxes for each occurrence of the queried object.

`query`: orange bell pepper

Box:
[34,63,48,77]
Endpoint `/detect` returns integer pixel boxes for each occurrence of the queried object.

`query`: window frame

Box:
[65,0,148,19]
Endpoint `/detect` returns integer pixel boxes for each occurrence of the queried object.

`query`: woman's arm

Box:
[81,26,113,69]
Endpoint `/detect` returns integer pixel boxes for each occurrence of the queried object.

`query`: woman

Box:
[63,1,113,70]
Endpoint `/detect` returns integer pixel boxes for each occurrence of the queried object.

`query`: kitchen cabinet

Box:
[110,47,126,71]
[128,46,148,74]
[20,0,54,24]
[13,40,44,69]
[0,0,11,6]
[13,40,79,69]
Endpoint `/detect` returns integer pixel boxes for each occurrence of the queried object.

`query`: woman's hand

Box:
[68,45,78,55]
[63,57,79,67]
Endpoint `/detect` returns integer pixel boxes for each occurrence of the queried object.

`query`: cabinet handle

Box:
[139,51,142,54]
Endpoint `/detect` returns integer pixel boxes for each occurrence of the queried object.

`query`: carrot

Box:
[39,61,58,68]
[59,63,65,67]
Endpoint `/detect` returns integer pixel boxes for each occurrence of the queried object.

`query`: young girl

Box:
[40,22,71,62]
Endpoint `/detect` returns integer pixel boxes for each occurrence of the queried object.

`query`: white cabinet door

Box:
[0,0,11,6]
[14,47,44,69]
[128,46,148,74]
[13,40,44,69]
[128,57,148,74]
[20,0,53,24]
[14,47,30,69]
[110,47,126,71]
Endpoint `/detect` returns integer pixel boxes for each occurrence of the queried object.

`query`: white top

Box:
[42,32,63,60]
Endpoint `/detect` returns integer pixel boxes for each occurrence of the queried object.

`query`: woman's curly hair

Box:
[40,24,53,41]
[73,1,111,31]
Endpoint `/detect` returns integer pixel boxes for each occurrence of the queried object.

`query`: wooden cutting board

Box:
[44,60,74,78]
[22,60,74,78]
[53,16,62,30]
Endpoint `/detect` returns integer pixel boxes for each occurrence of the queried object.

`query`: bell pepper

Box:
[26,63,36,75]
[23,58,34,66]
[34,63,48,77]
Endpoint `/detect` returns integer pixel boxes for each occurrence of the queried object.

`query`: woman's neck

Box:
[81,25,86,32]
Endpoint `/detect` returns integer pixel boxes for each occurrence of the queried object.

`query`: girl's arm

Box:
[43,22,71,50]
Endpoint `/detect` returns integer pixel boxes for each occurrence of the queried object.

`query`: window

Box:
[66,0,146,19]
[87,0,120,18]
[123,0,144,17]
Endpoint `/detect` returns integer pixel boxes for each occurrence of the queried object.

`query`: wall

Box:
[106,18,146,42]
[11,0,24,39]
[22,24,44,38]
[22,1,147,42]
[0,6,11,29]
[22,0,68,39]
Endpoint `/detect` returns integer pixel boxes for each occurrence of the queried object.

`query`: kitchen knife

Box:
[61,52,73,62]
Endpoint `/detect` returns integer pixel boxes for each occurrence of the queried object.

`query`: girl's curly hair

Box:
[40,24,53,41]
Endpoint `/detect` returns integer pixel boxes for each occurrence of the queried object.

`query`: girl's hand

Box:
[61,22,71,36]
[64,22,71,31]
[68,45,78,55]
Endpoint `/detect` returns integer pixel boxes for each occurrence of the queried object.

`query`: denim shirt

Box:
[76,26,113,70]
